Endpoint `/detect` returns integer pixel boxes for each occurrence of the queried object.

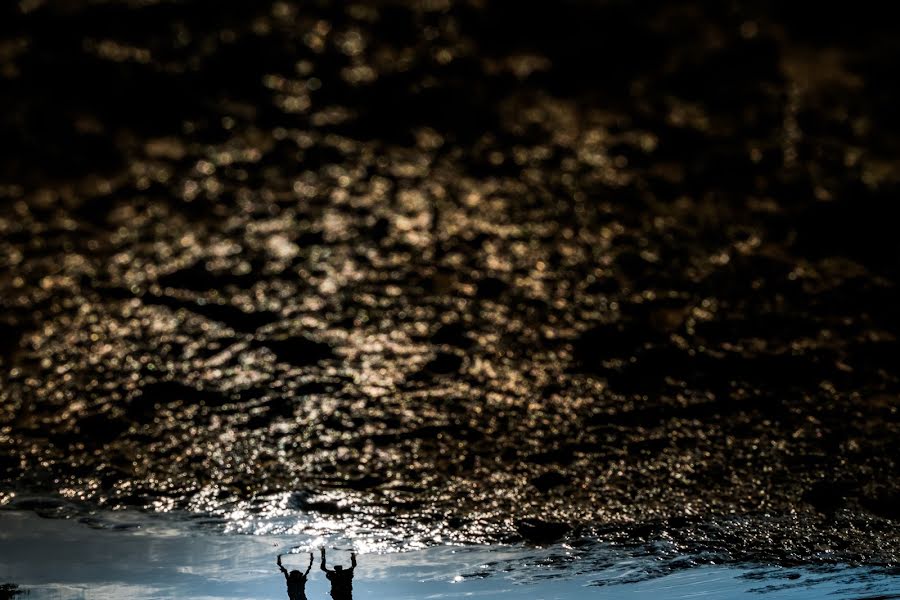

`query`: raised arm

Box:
[277,554,288,578]
[350,553,357,571]
[304,552,314,577]
[320,548,331,573]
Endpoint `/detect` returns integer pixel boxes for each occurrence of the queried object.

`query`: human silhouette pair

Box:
[277,548,356,600]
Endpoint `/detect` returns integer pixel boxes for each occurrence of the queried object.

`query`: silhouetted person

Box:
[320,547,356,600]
[277,552,313,600]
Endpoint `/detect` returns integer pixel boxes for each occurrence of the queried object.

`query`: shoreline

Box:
[2,509,899,599]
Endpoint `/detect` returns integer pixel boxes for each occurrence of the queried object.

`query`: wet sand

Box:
[1,0,899,568]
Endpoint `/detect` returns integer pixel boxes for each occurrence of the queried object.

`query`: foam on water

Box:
[1,510,897,600]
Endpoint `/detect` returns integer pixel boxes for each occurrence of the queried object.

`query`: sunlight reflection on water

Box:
[1,510,898,600]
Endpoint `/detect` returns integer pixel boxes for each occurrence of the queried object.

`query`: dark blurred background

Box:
[0,0,898,562]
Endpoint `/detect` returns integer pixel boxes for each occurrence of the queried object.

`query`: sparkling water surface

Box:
[2,1,900,596]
